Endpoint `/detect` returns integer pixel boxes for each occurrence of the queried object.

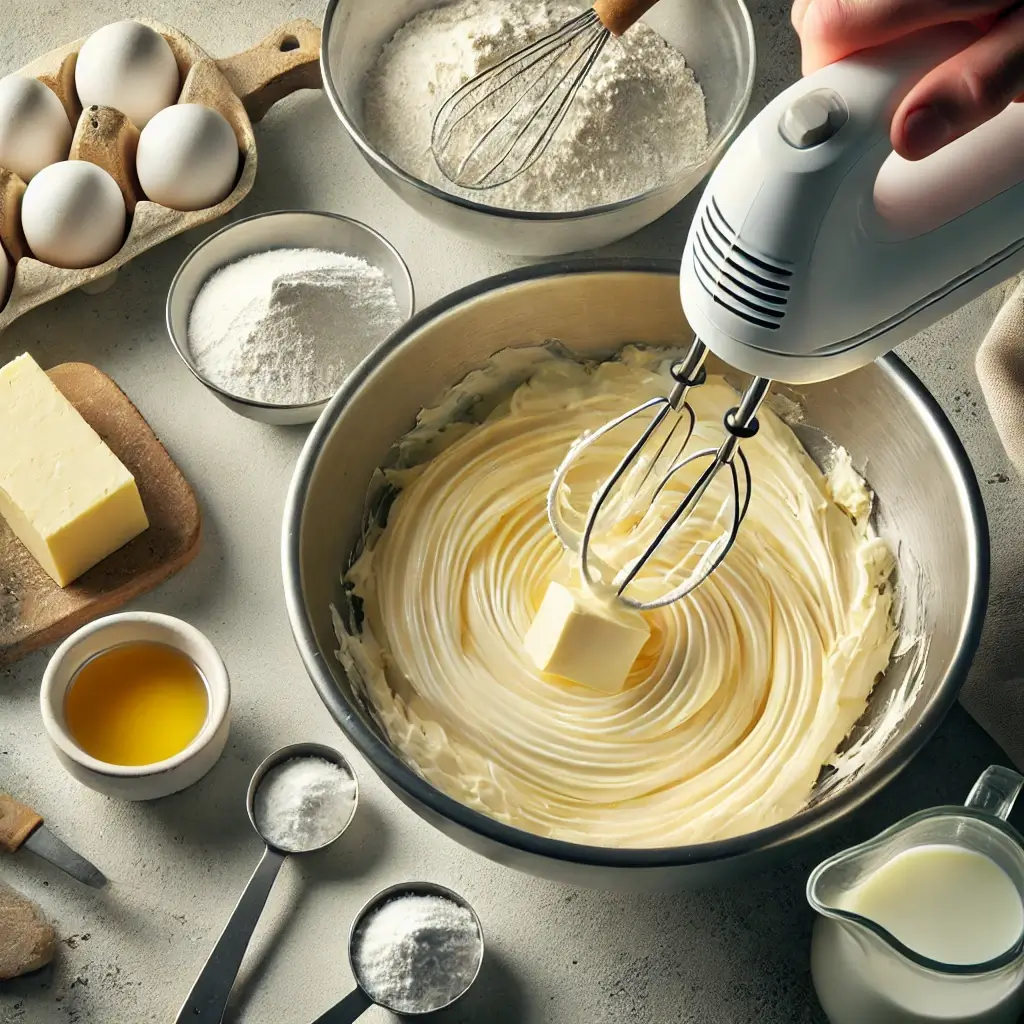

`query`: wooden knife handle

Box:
[0,794,42,854]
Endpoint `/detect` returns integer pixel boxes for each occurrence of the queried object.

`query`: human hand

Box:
[792,0,1024,160]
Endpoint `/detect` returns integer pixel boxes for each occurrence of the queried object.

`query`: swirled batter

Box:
[337,348,897,847]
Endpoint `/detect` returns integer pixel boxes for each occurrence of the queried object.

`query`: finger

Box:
[893,5,1024,158]
[792,0,815,32]
[799,0,1006,73]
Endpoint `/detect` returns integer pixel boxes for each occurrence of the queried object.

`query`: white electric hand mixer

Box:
[550,26,1024,610]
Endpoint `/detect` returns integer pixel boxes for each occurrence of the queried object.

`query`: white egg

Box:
[0,242,10,310]
[75,20,179,128]
[21,161,126,269]
[0,75,72,181]
[136,104,238,212]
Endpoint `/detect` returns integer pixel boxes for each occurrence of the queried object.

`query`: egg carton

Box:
[0,17,322,333]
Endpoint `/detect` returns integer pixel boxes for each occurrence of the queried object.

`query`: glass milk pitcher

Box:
[808,766,1024,1024]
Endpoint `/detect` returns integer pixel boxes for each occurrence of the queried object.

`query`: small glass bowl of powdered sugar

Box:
[166,211,414,425]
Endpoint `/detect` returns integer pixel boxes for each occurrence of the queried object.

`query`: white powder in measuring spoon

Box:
[365,0,709,213]
[253,756,357,852]
[187,248,404,406]
[352,894,482,1013]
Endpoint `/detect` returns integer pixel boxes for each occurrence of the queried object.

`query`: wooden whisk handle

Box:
[593,0,663,36]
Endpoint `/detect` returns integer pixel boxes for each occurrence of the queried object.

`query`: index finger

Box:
[798,0,1006,73]
[792,0,815,32]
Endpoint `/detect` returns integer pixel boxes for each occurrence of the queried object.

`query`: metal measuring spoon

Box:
[309,881,484,1022]
[174,742,359,1023]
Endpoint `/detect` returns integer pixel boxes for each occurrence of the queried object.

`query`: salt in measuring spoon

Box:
[309,881,485,1022]
[174,741,359,1023]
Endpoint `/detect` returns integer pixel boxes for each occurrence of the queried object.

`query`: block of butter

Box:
[0,354,149,586]
[524,580,651,694]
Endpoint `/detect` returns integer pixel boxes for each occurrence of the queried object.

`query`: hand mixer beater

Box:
[551,25,1024,609]
[547,339,771,611]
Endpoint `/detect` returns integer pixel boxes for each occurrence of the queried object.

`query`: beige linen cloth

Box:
[969,274,1024,766]
[977,276,1024,478]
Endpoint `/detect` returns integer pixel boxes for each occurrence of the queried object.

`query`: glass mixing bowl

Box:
[320,0,756,256]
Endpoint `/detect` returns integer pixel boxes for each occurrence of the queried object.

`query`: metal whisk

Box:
[547,340,771,611]
[431,0,662,190]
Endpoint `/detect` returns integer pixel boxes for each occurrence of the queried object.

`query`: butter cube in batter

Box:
[0,353,149,587]
[524,581,650,694]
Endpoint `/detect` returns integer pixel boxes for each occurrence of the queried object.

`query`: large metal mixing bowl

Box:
[282,262,988,890]
[320,0,755,256]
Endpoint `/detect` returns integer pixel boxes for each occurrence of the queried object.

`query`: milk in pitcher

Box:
[809,766,1024,1024]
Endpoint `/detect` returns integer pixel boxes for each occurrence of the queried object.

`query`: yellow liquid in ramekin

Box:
[63,642,208,766]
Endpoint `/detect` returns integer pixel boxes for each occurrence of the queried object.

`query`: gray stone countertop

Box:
[1,1,1020,1022]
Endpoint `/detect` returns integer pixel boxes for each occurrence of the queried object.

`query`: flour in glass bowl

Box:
[364,0,709,213]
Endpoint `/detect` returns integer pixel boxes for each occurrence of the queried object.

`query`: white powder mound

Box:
[187,248,403,406]
[364,0,709,213]
[352,894,482,1013]
[252,756,357,852]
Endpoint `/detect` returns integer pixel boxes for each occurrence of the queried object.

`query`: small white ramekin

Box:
[40,612,231,801]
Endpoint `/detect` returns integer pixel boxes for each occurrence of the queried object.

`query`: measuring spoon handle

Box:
[174,845,286,1023]
[309,987,374,1023]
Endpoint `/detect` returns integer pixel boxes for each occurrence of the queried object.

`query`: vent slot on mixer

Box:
[692,253,783,329]
[693,200,790,330]
[707,200,793,282]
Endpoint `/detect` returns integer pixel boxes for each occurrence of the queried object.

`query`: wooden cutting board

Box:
[0,363,201,665]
